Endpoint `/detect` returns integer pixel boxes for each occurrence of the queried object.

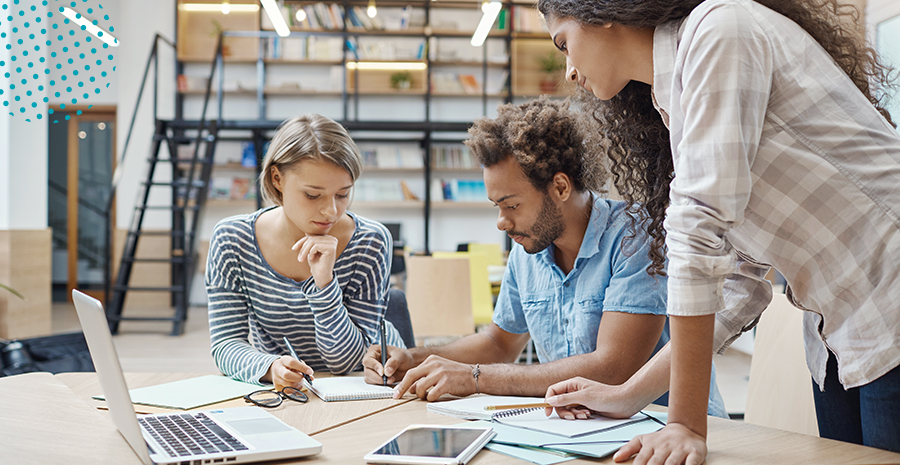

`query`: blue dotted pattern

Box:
[1,0,116,122]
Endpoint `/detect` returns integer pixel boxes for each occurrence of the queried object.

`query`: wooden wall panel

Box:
[0,229,52,339]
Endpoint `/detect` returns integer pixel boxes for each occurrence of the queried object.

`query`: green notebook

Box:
[94,375,271,410]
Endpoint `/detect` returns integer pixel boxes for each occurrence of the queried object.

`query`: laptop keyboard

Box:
[139,412,249,458]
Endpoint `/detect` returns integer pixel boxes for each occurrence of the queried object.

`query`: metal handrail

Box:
[101,33,176,306]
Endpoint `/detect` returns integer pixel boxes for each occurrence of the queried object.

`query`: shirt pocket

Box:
[520,293,555,357]
[574,298,603,355]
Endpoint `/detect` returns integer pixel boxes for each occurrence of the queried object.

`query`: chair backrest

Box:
[745,292,818,436]
[466,243,504,267]
[432,251,494,326]
[405,256,475,337]
[384,288,415,348]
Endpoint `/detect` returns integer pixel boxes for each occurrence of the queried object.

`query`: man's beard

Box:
[512,195,565,254]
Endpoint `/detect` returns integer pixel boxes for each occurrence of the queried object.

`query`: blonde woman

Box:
[206,114,405,389]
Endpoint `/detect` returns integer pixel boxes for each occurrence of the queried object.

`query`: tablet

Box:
[364,424,496,465]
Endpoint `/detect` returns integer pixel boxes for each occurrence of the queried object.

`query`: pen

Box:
[484,402,553,411]
[380,291,390,386]
[283,336,313,386]
[380,317,388,386]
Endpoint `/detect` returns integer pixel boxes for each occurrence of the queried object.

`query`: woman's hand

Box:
[267,355,315,391]
[544,376,645,420]
[292,235,339,289]
[613,423,707,465]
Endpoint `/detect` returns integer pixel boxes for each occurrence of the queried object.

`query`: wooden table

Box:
[55,371,413,436]
[3,372,900,464]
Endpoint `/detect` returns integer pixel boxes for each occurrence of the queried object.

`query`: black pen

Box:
[283,336,313,386]
[380,317,388,386]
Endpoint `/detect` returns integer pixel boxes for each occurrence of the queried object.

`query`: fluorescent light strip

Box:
[62,7,119,47]
[180,3,260,12]
[346,62,427,70]
[260,0,291,37]
[471,1,502,47]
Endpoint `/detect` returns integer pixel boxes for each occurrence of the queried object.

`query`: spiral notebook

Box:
[302,376,395,402]
[427,395,648,437]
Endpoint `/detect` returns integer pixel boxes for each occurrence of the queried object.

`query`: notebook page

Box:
[302,376,394,402]
[494,408,648,438]
[427,395,546,420]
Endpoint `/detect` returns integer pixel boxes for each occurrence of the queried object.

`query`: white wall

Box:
[1,1,48,231]
[115,0,177,230]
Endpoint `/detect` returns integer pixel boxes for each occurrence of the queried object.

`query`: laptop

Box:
[72,289,323,465]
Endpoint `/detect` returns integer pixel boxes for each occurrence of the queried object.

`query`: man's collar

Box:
[536,194,610,268]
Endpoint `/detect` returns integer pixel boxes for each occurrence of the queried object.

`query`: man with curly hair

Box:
[361,98,726,417]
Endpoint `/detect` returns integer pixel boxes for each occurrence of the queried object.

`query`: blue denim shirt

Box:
[493,196,728,418]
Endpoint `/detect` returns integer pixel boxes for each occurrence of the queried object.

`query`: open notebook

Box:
[427,395,648,438]
[303,376,395,402]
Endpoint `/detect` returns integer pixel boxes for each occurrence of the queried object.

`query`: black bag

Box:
[0,332,95,377]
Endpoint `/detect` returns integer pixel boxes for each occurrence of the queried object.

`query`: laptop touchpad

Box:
[227,418,293,435]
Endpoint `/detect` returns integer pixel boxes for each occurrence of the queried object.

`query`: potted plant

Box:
[390,71,413,90]
[0,283,24,299]
[537,51,566,92]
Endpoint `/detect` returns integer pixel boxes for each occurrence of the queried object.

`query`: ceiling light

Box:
[260,0,291,37]
[61,7,119,47]
[367,0,377,18]
[346,61,427,70]
[221,1,231,14]
[471,1,501,47]
[179,3,259,12]
[295,8,307,23]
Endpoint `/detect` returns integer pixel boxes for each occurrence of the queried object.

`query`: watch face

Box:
[373,427,486,458]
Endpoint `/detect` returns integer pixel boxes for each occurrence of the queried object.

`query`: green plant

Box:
[0,283,24,300]
[536,51,566,75]
[390,71,413,90]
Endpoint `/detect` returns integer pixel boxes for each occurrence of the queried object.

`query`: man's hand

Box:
[544,376,645,420]
[292,235,338,289]
[393,355,476,401]
[362,344,414,386]
[267,355,314,391]
[613,423,707,465]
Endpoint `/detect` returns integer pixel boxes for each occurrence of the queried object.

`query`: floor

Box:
[51,301,752,416]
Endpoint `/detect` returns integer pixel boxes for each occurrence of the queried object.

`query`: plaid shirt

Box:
[652,0,900,389]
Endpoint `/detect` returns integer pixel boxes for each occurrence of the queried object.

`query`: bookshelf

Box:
[173,1,567,252]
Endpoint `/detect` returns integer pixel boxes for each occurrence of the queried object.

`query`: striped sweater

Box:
[206,207,405,384]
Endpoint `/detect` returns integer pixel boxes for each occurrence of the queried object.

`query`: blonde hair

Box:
[259,114,362,206]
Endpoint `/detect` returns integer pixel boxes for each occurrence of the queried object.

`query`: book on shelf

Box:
[359,145,424,169]
[431,73,487,95]
[208,176,257,201]
[459,74,481,94]
[177,74,209,92]
[440,179,487,202]
[432,145,476,169]
[512,5,548,33]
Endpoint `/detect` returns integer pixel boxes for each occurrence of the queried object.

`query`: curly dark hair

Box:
[537,0,899,277]
[465,96,605,193]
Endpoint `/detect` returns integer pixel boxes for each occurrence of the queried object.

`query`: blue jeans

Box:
[812,352,900,452]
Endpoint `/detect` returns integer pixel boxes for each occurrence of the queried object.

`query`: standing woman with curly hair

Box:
[535,0,900,463]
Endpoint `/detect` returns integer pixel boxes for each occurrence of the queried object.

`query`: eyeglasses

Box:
[243,386,309,408]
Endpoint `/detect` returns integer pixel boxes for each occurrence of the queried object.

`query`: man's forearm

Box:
[477,349,661,397]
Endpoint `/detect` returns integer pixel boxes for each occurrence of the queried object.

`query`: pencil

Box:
[484,402,552,411]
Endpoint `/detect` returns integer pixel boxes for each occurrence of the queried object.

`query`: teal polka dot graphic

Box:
[1,0,116,121]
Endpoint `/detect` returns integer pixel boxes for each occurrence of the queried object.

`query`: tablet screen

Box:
[372,427,486,458]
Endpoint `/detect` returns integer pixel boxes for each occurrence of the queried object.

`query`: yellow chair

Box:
[466,243,504,267]
[432,251,494,326]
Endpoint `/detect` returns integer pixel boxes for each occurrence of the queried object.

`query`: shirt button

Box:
[564,282,570,287]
